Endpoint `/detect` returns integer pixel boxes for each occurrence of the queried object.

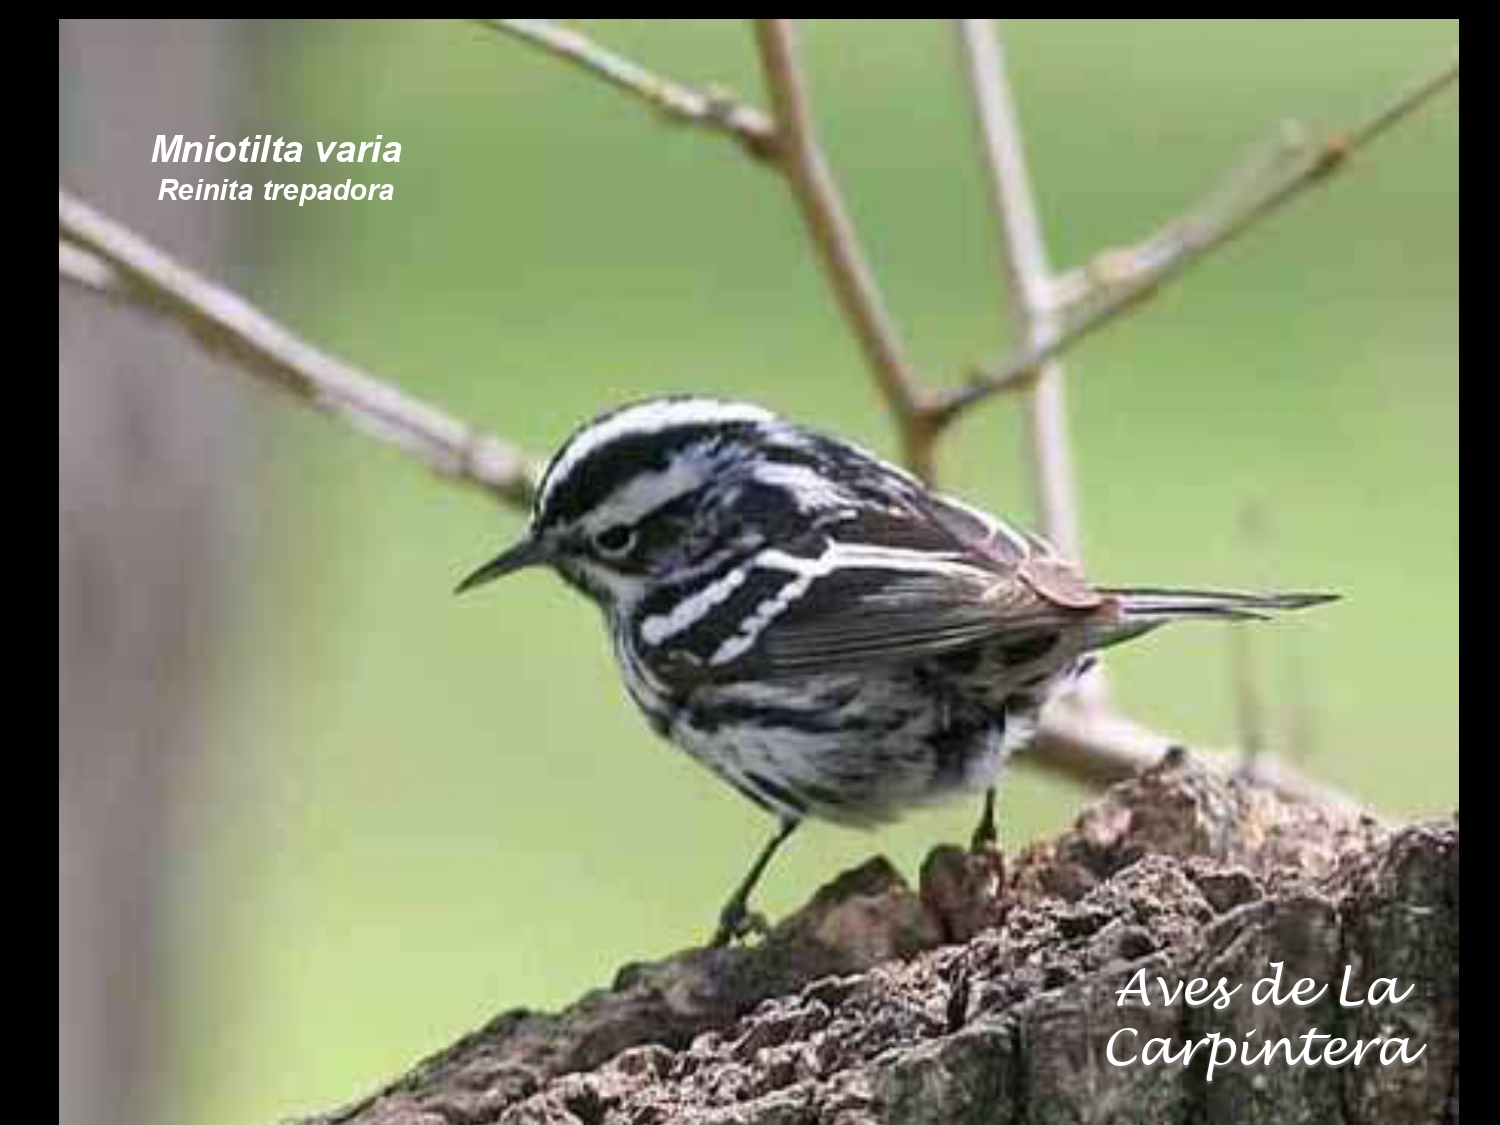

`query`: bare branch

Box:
[1228,622,1268,760]
[480,19,940,476]
[752,19,938,480]
[1032,704,1366,812]
[954,19,1086,560]
[1343,51,1463,150]
[475,20,778,163]
[956,19,1108,709]
[58,189,541,509]
[1227,501,1274,762]
[933,52,1459,425]
[60,238,118,292]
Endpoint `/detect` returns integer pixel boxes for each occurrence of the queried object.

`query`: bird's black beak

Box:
[454,535,547,594]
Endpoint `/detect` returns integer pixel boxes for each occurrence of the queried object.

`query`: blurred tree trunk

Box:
[59,19,248,1125]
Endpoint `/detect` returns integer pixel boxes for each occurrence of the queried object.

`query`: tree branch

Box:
[954,20,1085,560]
[60,238,117,292]
[480,20,940,478]
[955,19,1109,711]
[931,52,1459,425]
[1030,702,1361,810]
[474,20,778,163]
[751,18,939,480]
[59,188,541,508]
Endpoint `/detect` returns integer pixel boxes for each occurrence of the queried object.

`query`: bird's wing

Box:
[678,500,1108,683]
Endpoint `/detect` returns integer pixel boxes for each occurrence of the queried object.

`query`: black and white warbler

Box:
[458,398,1334,945]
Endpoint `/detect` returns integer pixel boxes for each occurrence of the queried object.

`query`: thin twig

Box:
[954,20,1085,560]
[476,20,778,163]
[1033,704,1365,811]
[60,238,117,292]
[956,19,1107,708]
[482,19,940,476]
[933,53,1459,425]
[1228,501,1272,762]
[59,189,541,508]
[751,19,939,480]
[1228,623,1267,760]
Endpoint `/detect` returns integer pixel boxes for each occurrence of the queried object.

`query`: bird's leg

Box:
[711,819,798,947]
[968,787,1008,904]
[969,787,998,853]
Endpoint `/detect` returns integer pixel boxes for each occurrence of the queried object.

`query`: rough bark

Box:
[289,753,1457,1125]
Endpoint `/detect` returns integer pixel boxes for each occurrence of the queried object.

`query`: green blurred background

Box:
[63,19,1460,1125]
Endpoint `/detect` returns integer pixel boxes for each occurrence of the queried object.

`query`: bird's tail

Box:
[1088,586,1338,647]
[1102,587,1338,621]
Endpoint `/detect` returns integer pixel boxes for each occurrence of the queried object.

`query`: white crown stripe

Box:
[539,398,775,513]
[578,443,718,534]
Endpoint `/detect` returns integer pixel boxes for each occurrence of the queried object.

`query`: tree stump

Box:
[288,752,1458,1125]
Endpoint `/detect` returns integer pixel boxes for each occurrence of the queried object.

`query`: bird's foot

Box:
[973,842,1007,902]
[920,842,1008,944]
[969,821,1006,892]
[709,899,770,948]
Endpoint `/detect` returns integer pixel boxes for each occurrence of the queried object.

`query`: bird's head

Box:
[456,397,795,613]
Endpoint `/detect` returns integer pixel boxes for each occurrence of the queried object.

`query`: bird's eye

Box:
[593,525,637,557]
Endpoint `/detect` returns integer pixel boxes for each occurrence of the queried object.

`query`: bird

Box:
[456,397,1334,946]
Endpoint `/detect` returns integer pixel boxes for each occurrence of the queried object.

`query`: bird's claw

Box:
[710,901,770,948]
[967,817,1008,901]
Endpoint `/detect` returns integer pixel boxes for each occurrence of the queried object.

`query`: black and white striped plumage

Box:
[458,397,1333,943]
